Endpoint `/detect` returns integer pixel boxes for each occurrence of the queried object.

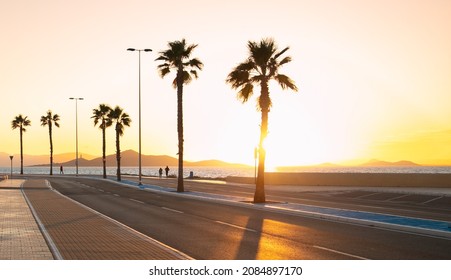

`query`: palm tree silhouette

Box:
[226,38,298,203]
[11,115,31,175]
[92,104,112,179]
[40,110,60,175]
[108,106,131,182]
[156,39,203,192]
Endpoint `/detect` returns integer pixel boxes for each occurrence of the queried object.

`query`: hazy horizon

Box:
[2,149,450,169]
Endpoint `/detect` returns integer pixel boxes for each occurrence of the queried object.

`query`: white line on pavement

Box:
[129,199,145,204]
[313,245,369,260]
[215,221,257,233]
[161,207,183,214]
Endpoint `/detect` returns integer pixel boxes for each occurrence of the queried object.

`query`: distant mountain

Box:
[0,152,96,167]
[360,159,421,167]
[34,150,250,168]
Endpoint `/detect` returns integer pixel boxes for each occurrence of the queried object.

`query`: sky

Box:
[1,0,451,167]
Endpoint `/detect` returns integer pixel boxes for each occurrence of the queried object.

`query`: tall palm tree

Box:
[92,104,112,179]
[156,39,203,192]
[11,115,31,175]
[40,110,60,175]
[108,106,131,182]
[226,38,298,203]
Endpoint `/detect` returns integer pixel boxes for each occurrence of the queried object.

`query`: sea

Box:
[1,165,451,178]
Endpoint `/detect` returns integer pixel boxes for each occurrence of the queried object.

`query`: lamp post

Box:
[127,48,152,186]
[9,155,13,179]
[69,97,84,176]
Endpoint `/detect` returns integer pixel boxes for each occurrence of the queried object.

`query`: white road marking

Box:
[113,194,120,197]
[215,221,257,233]
[313,246,369,260]
[355,193,378,199]
[385,194,410,201]
[162,207,183,214]
[422,196,443,205]
[129,198,145,204]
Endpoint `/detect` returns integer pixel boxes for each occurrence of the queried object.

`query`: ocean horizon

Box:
[2,165,451,179]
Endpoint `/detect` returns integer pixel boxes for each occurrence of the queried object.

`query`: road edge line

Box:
[21,180,63,260]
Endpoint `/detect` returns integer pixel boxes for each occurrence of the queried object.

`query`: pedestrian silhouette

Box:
[60,165,64,174]
[165,166,170,177]
[159,167,163,178]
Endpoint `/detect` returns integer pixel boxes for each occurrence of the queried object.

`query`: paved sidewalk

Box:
[21,179,190,260]
[0,179,53,260]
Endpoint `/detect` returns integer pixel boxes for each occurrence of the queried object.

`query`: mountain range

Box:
[1,150,423,168]
[0,150,249,168]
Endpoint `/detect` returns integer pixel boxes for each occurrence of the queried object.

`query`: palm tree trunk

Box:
[254,82,270,203]
[255,109,268,203]
[49,124,53,175]
[102,126,107,179]
[20,128,24,175]
[176,70,184,192]
[116,126,121,181]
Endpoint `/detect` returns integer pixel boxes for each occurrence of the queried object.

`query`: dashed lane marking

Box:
[313,246,369,260]
[129,199,145,204]
[215,221,257,233]
[161,207,183,214]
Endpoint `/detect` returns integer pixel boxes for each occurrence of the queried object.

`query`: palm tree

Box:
[156,39,203,192]
[11,115,31,175]
[92,104,112,179]
[226,38,298,203]
[40,110,60,175]
[108,106,131,181]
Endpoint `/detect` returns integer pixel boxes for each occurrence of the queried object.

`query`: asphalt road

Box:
[136,176,451,222]
[44,176,451,260]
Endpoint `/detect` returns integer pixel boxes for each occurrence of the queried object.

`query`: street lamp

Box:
[9,155,13,179]
[69,97,84,176]
[127,48,152,186]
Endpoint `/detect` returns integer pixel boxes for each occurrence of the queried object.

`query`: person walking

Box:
[165,166,170,177]
[60,165,64,174]
[158,167,163,178]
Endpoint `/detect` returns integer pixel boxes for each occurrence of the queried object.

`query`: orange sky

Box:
[1,0,451,167]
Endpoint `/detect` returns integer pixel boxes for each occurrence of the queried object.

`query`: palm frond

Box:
[278,56,292,66]
[158,67,171,78]
[237,83,254,103]
[274,47,289,59]
[12,115,30,130]
[190,70,199,79]
[226,69,250,89]
[157,39,203,88]
[182,70,193,84]
[275,74,298,91]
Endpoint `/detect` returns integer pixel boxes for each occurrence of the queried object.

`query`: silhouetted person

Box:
[165,166,170,177]
[159,167,163,178]
[60,165,64,174]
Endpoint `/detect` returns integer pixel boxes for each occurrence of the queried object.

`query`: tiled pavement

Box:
[0,179,53,260]
[0,179,189,260]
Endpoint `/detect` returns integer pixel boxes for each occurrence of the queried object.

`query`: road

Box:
[40,176,451,260]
